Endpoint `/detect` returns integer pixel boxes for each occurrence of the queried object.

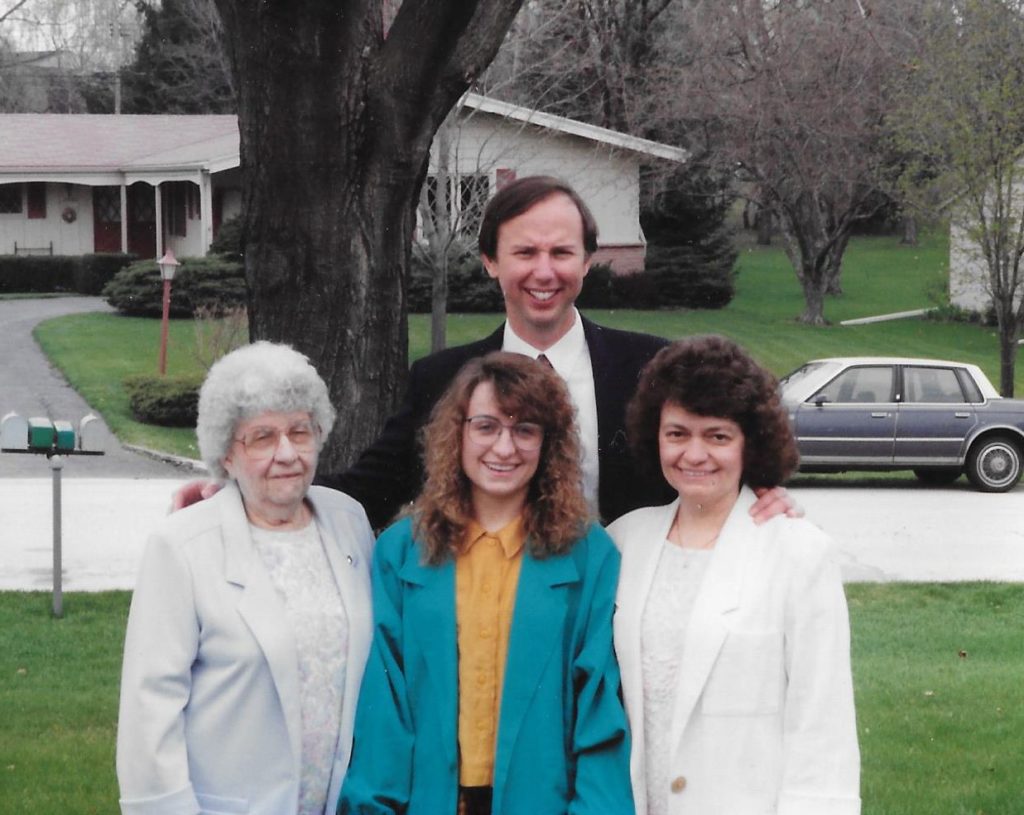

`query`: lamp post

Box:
[157,249,179,376]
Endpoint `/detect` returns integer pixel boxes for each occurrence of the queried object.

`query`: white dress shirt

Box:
[502,309,600,510]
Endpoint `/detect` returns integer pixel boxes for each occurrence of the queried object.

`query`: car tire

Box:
[965,435,1023,492]
[913,467,961,485]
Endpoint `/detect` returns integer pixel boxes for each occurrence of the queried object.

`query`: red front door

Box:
[91,183,158,258]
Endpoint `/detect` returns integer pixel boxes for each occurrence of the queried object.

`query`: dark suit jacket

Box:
[317,314,673,528]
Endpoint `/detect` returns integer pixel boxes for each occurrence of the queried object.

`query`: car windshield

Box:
[779,361,838,391]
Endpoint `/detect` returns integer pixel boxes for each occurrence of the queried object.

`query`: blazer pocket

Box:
[196,792,249,814]
[701,630,783,716]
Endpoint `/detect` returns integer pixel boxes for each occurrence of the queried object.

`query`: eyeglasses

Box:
[464,415,544,451]
[233,422,319,458]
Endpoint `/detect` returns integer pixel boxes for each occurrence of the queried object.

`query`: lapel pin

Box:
[346,554,356,566]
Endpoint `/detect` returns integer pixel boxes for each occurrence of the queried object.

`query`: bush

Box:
[0,253,134,294]
[103,256,246,317]
[123,373,202,427]
[209,215,243,260]
[633,245,735,309]
[0,255,78,293]
[74,253,135,295]
[408,253,503,313]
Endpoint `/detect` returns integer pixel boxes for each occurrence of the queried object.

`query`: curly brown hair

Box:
[413,351,589,565]
[626,335,799,489]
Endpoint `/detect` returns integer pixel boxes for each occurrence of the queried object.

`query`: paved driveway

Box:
[0,297,190,478]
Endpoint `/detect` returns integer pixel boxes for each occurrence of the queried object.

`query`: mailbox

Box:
[78,414,105,453]
[29,417,56,450]
[53,420,75,452]
[1,412,28,450]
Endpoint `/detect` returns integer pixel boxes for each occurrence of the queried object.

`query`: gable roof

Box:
[0,114,239,179]
[460,93,689,163]
[0,97,686,183]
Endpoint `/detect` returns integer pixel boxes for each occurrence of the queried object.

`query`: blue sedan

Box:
[780,357,1024,491]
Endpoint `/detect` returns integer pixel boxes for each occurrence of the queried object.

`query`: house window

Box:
[27,183,47,219]
[423,173,489,239]
[94,187,121,223]
[0,184,22,214]
[459,174,490,238]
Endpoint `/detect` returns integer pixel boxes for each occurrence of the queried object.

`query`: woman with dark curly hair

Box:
[338,351,633,815]
[609,335,860,815]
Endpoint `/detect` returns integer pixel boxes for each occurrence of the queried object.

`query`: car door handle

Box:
[955,412,970,418]
[871,412,890,418]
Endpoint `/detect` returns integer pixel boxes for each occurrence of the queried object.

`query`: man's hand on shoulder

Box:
[749,485,803,525]
[170,479,222,513]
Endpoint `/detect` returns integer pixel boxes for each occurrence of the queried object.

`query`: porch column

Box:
[119,184,128,253]
[199,171,213,255]
[154,183,163,260]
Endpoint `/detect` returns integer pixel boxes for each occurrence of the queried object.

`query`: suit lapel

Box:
[580,316,627,457]
[398,554,460,767]
[669,489,756,749]
[493,550,579,793]
[219,484,304,778]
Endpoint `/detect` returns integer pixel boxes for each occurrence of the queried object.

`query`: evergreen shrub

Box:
[123,374,202,427]
[103,257,246,317]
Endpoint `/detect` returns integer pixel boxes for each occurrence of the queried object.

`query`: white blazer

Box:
[117,484,374,815]
[608,487,860,815]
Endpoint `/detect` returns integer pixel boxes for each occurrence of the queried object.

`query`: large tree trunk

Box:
[214,0,523,473]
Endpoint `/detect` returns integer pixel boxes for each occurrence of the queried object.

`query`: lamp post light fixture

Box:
[157,249,179,376]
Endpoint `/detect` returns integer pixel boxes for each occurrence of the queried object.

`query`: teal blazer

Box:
[338,517,634,815]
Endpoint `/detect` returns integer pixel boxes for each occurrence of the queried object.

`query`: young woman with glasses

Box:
[338,351,633,815]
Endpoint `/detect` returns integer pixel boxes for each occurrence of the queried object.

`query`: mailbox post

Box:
[1,412,105,617]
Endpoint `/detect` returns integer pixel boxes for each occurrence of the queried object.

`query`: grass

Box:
[30,229,1024,461]
[2,584,1022,814]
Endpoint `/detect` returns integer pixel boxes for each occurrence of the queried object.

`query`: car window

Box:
[903,367,966,403]
[814,366,894,404]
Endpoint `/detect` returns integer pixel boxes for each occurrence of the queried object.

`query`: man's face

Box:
[482,192,592,350]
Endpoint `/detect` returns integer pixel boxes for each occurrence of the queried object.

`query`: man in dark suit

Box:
[176,176,793,526]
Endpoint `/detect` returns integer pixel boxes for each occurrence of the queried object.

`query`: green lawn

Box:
[3,584,1021,814]
[31,229,1024,461]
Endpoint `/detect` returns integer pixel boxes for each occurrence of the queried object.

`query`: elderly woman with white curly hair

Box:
[116,342,374,815]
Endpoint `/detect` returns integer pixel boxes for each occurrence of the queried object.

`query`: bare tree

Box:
[893,0,1024,395]
[675,0,905,324]
[212,0,524,472]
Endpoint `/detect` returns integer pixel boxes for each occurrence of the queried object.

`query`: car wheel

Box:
[966,435,1023,492]
[913,467,961,485]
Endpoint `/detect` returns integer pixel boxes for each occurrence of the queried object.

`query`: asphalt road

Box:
[1,478,1021,591]
[0,296,191,478]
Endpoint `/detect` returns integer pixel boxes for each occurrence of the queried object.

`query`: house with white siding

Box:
[0,95,686,270]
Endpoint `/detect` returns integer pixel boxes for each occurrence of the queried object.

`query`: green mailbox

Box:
[28,417,56,450]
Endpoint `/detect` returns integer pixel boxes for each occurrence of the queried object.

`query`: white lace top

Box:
[640,541,712,815]
[250,521,348,815]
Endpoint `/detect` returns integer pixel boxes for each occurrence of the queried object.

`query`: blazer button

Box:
[670,776,687,794]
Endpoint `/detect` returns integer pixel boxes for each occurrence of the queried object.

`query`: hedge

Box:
[0,253,134,295]
[103,256,246,317]
[123,373,202,426]
[409,258,735,313]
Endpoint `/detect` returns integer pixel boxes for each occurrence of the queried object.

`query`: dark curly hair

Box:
[626,335,799,489]
[413,351,589,565]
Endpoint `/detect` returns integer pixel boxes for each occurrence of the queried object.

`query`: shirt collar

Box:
[502,308,585,374]
[463,516,526,559]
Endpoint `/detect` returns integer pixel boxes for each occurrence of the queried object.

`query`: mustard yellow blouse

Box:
[455,517,525,786]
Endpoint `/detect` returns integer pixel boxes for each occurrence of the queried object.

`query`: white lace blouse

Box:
[640,541,712,815]
[250,522,349,815]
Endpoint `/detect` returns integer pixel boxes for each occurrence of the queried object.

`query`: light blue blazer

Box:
[117,483,375,815]
[338,516,634,815]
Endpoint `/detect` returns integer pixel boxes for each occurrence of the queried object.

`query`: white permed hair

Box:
[196,341,336,480]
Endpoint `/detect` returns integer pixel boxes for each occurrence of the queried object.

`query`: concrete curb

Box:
[123,443,208,473]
